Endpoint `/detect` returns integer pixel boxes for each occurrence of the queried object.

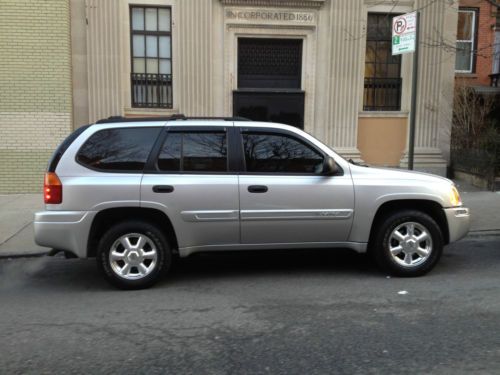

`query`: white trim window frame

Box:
[455,9,477,74]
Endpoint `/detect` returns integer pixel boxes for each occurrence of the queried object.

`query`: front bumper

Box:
[34,211,97,258]
[444,207,470,243]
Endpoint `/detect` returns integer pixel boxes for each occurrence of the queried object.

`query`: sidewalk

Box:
[0,194,46,258]
[0,179,499,258]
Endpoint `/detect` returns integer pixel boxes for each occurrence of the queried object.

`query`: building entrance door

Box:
[233,38,305,129]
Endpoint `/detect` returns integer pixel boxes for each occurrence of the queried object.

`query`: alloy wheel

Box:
[388,222,433,268]
[109,233,158,280]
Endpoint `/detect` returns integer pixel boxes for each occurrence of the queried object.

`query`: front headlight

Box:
[450,185,462,207]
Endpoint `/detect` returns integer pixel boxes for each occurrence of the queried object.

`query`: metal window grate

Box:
[363,77,402,111]
[238,38,302,89]
[131,73,173,108]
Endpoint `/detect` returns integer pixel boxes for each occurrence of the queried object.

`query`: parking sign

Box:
[392,12,417,55]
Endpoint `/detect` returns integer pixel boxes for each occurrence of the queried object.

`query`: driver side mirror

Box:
[322,157,339,176]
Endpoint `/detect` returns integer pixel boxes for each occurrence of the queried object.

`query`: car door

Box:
[140,124,240,252]
[237,127,354,245]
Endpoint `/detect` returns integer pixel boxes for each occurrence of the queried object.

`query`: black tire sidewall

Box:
[97,221,171,289]
[374,210,443,277]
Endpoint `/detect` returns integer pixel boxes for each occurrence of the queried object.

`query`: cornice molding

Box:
[220,0,326,9]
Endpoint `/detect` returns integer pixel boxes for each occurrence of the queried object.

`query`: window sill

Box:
[359,111,409,118]
[124,107,180,117]
[455,73,477,78]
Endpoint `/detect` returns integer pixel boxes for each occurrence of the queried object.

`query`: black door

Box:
[233,38,305,129]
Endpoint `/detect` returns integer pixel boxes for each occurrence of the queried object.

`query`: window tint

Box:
[157,133,181,171]
[77,127,161,172]
[157,132,227,172]
[242,133,323,174]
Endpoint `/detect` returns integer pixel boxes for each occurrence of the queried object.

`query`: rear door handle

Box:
[152,185,174,193]
[248,185,268,193]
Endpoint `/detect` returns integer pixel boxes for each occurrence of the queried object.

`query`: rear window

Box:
[76,127,161,172]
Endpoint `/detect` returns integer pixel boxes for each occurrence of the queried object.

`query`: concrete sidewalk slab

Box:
[461,191,500,232]
[0,223,47,257]
[0,194,47,257]
[0,194,43,243]
[454,179,500,232]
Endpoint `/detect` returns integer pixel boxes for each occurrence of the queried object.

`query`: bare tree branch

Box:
[484,0,500,9]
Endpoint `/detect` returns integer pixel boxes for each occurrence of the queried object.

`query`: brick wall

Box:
[457,0,498,86]
[0,0,73,193]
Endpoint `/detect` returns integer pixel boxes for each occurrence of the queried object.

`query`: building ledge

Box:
[470,86,500,95]
[124,108,180,117]
[455,73,478,79]
[359,111,409,118]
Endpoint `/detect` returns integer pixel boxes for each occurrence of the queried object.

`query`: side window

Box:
[242,132,324,174]
[455,9,477,73]
[157,131,227,172]
[76,127,161,172]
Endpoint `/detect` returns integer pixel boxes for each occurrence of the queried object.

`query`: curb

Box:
[466,230,500,239]
[0,251,49,260]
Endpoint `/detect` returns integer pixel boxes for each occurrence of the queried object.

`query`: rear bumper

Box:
[34,211,96,258]
[444,207,470,243]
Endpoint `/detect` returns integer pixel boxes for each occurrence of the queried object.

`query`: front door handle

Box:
[152,185,174,193]
[248,185,268,193]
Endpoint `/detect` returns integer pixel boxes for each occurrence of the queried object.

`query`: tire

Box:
[371,210,443,277]
[97,221,172,289]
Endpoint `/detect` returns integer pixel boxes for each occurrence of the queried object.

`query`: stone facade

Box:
[74,0,458,176]
[0,0,73,193]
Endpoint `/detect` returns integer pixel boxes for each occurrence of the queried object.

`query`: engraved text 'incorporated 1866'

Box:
[225,9,315,23]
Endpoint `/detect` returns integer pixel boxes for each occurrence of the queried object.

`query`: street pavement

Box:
[0,237,499,374]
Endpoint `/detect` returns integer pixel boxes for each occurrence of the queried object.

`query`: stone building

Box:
[1,0,460,193]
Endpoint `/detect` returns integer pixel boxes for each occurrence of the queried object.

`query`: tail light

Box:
[44,172,62,204]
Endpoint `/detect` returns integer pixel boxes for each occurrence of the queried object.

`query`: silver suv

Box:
[35,116,470,289]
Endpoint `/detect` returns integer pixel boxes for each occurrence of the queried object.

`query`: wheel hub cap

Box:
[109,233,158,280]
[388,222,433,268]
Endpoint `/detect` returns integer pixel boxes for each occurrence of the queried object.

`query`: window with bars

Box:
[363,13,402,111]
[455,9,477,73]
[130,6,173,108]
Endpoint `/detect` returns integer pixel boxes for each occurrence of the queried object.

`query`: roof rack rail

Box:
[176,116,251,121]
[95,115,251,124]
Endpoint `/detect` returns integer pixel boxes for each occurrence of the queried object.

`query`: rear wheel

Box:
[372,210,443,277]
[97,221,172,289]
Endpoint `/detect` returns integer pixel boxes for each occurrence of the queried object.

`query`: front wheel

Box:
[372,210,443,277]
[97,221,172,289]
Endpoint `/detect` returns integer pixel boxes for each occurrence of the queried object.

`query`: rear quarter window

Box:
[48,125,90,172]
[76,127,162,172]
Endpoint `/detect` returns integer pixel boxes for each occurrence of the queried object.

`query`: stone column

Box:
[317,0,364,161]
[399,0,458,176]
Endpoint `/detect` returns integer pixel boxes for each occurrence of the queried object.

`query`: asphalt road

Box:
[1,237,499,374]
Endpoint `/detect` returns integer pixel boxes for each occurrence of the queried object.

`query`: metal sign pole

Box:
[408,11,420,170]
